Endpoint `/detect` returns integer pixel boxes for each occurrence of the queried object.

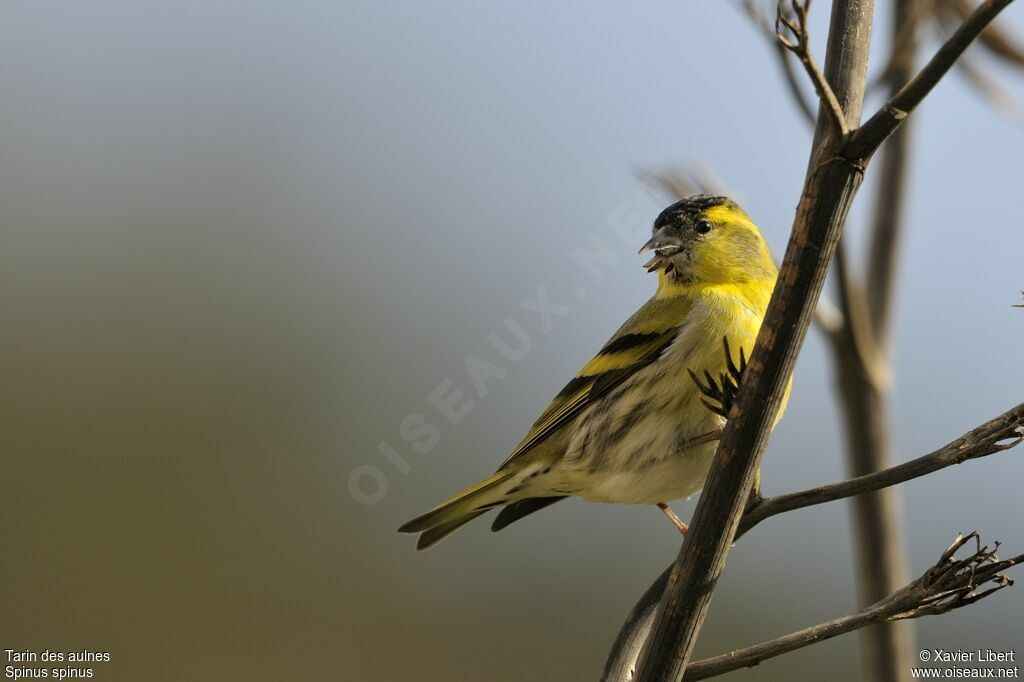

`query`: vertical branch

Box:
[867,0,918,345]
[832,334,914,682]
[834,2,919,679]
[631,2,877,679]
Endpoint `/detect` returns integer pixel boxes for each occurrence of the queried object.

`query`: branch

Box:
[833,235,886,386]
[738,0,817,126]
[600,564,672,682]
[601,402,1024,681]
[739,401,1024,535]
[865,0,920,346]
[683,534,1022,680]
[832,2,917,665]
[848,0,1018,159]
[775,0,850,136]
[629,0,877,676]
[869,0,932,92]
[833,197,907,682]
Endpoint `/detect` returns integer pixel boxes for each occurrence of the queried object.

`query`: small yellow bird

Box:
[399,195,787,549]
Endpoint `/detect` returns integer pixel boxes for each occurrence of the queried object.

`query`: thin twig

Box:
[775,0,850,136]
[683,534,1022,680]
[775,40,820,126]
[738,0,818,125]
[848,0,1019,159]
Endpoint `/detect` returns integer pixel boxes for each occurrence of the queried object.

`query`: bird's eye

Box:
[696,219,713,235]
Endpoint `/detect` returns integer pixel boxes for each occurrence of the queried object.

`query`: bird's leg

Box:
[657,503,689,535]
[688,336,748,417]
[679,429,723,449]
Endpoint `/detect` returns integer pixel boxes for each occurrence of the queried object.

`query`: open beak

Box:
[637,227,683,256]
[638,228,684,272]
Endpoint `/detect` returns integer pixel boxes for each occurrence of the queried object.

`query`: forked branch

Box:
[738,0,817,125]
[601,402,1024,681]
[775,0,849,135]
[682,533,1022,680]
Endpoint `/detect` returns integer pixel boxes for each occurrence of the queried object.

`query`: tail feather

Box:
[398,471,514,546]
[416,512,486,550]
[491,496,566,532]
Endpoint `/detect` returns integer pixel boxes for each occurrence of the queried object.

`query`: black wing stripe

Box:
[554,375,591,399]
[598,331,662,355]
[503,331,678,467]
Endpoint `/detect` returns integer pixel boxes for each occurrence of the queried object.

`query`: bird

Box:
[399,194,788,549]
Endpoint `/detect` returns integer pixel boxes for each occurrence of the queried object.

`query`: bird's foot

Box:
[688,336,747,417]
[657,502,689,535]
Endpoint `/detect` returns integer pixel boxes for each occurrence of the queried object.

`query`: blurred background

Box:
[2,2,1022,680]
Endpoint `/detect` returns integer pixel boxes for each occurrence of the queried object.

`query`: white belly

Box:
[574,439,718,504]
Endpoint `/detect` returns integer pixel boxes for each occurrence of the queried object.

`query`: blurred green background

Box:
[2,2,1022,680]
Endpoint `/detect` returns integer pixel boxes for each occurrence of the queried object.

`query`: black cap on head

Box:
[652,194,736,232]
